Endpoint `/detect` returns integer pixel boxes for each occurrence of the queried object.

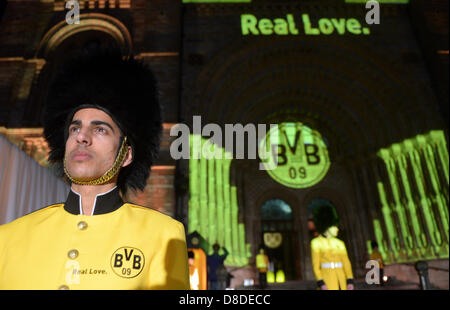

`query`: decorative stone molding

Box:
[53,0,131,12]
[0,127,50,167]
[124,165,176,217]
[36,13,133,58]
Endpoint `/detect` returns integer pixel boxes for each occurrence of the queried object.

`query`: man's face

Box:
[65,108,123,182]
[328,226,339,237]
[188,258,194,266]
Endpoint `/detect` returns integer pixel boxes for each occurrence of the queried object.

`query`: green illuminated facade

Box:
[188,135,251,266]
[0,0,447,286]
[183,0,251,3]
[346,0,409,3]
[179,0,448,282]
[371,131,449,264]
[183,0,410,3]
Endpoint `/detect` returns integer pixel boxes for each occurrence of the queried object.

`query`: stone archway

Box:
[36,13,132,59]
[260,198,297,281]
[253,187,305,280]
[186,36,442,159]
[24,13,133,126]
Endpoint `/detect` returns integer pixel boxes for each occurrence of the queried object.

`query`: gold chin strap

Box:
[64,136,129,186]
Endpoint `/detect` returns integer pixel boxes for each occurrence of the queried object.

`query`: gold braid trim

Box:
[64,136,129,186]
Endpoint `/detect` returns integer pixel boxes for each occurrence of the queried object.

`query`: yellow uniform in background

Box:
[311,235,354,290]
[0,191,190,290]
[256,253,269,273]
[370,250,384,268]
[256,250,269,288]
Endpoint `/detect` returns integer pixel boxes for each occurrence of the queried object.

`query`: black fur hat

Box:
[43,47,162,193]
[312,204,339,234]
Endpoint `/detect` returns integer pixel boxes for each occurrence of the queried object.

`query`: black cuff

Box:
[316,280,325,288]
[347,278,354,285]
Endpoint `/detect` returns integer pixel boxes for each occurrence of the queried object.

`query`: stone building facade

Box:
[0,0,448,286]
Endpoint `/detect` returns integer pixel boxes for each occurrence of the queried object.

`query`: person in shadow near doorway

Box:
[207,243,228,290]
[310,204,355,290]
[369,241,385,286]
[256,247,270,289]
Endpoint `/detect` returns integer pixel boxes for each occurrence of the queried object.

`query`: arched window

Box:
[261,199,293,220]
[261,199,293,232]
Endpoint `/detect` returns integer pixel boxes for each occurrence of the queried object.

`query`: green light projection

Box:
[346,0,409,3]
[241,14,371,36]
[260,122,330,189]
[188,135,251,267]
[371,130,449,264]
[183,0,251,3]
[182,0,409,4]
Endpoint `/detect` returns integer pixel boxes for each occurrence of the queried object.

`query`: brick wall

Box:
[125,165,176,217]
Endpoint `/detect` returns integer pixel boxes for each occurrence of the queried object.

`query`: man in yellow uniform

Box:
[311,204,354,290]
[256,248,269,289]
[0,48,190,290]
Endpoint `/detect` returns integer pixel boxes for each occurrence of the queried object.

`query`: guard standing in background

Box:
[310,204,355,290]
[256,248,269,289]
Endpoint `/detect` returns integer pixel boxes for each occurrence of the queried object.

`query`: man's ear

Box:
[122,146,133,167]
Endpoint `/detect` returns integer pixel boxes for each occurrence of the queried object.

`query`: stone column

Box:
[7,59,45,127]
[348,159,373,271]
[371,155,398,264]
[199,138,209,241]
[188,134,200,234]
[407,146,442,255]
[222,155,233,264]
[215,151,225,246]
[207,145,217,247]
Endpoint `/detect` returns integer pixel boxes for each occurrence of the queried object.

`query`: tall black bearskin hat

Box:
[312,204,339,235]
[43,47,162,193]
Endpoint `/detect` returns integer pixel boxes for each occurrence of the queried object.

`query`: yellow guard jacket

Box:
[310,235,354,290]
[0,188,190,290]
[256,253,269,272]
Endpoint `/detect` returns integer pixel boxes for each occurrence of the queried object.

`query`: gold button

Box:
[68,249,79,259]
[58,285,69,290]
[77,221,88,230]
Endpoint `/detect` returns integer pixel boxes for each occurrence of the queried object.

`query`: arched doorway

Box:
[24,13,132,126]
[261,198,297,281]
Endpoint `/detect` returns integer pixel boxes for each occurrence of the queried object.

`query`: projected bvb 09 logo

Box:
[260,122,330,189]
[111,247,145,278]
[264,232,283,249]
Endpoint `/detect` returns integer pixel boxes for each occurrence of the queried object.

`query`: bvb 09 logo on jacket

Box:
[110,247,145,278]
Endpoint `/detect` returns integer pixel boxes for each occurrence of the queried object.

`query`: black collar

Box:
[64,187,124,215]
